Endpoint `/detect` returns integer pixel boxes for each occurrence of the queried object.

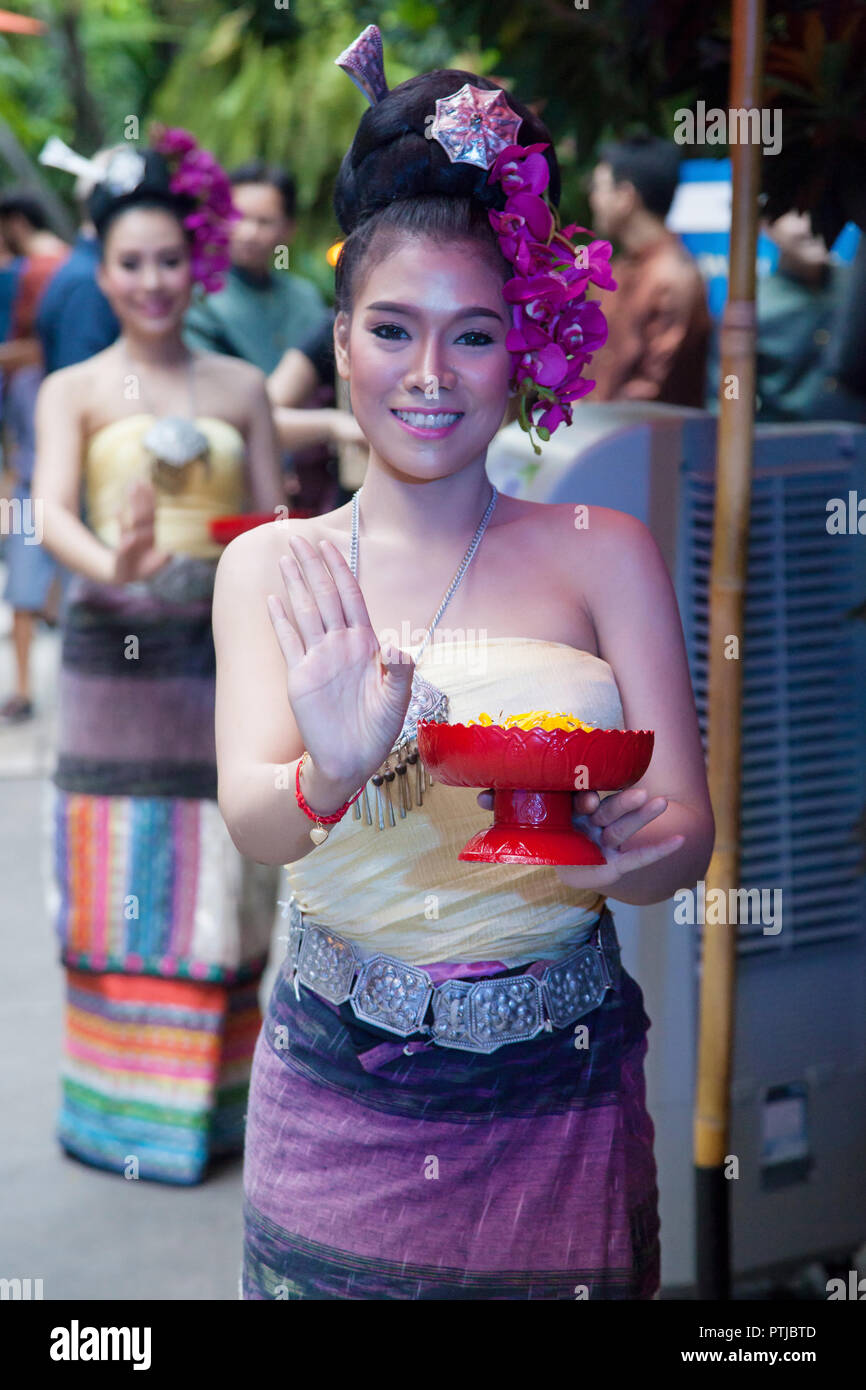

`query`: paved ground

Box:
[0,577,283,1300]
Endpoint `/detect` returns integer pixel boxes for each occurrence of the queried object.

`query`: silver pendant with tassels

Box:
[352,671,448,830]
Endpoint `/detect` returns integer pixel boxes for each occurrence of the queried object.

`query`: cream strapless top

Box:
[84,413,246,559]
[282,636,626,968]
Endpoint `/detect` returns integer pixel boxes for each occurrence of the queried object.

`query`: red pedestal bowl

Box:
[416,720,654,866]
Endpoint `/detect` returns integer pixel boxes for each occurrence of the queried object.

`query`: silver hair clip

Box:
[427,83,523,171]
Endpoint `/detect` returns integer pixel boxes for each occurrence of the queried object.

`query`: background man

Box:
[183,161,326,372]
[586,134,711,408]
[183,160,330,510]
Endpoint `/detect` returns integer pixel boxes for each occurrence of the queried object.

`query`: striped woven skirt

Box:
[59,970,262,1183]
[48,566,276,1184]
[242,906,660,1299]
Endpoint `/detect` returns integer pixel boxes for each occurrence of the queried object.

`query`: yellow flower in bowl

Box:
[466,710,597,732]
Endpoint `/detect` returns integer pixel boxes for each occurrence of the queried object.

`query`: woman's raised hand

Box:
[267,533,415,787]
[112,480,172,584]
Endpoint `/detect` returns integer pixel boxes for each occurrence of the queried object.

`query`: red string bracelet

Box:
[296,751,364,844]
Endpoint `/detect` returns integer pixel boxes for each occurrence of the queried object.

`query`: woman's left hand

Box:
[474,786,685,889]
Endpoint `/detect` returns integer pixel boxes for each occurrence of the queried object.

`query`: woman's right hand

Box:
[112,480,172,584]
[267,533,415,787]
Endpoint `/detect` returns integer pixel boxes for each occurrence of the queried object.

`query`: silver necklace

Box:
[349,482,498,829]
[124,347,211,494]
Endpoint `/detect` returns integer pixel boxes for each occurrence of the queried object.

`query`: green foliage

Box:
[149,2,372,293]
[6,1,861,296]
[3,0,707,290]
[0,0,186,203]
[149,0,496,295]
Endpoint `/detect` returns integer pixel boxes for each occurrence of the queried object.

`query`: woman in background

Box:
[33,133,283,1183]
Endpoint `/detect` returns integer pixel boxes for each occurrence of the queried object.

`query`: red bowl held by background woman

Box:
[209,511,316,546]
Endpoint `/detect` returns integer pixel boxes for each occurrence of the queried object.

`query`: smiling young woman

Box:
[31,137,284,1186]
[214,32,713,1300]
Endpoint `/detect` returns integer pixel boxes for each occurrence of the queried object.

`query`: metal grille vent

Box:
[682,460,866,955]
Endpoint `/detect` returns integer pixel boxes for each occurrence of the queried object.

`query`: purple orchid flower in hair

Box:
[489,142,551,196]
[555,228,618,292]
[506,312,576,395]
[155,127,198,157]
[150,123,239,292]
[556,298,609,355]
[486,139,617,450]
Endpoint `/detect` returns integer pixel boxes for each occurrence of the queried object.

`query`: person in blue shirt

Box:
[0,240,22,343]
[36,151,120,374]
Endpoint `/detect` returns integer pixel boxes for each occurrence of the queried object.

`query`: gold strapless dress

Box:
[281,635,626,967]
[83,412,247,559]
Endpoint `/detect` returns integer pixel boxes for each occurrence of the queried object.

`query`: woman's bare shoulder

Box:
[36,355,106,423]
[557,501,671,619]
[40,348,112,399]
[544,500,663,579]
[512,497,644,549]
[577,504,659,557]
[525,499,661,621]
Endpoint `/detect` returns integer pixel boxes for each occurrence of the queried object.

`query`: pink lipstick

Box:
[391,407,464,439]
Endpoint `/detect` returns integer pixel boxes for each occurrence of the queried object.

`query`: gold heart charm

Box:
[309,825,329,845]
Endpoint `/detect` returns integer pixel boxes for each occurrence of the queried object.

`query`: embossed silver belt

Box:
[283,899,622,1054]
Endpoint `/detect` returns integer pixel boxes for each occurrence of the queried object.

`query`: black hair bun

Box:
[88,149,196,239]
[334,70,560,234]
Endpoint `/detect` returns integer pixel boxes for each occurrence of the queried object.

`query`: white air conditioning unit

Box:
[486,404,866,1292]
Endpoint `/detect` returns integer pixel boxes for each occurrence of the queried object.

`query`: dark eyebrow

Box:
[365,300,505,323]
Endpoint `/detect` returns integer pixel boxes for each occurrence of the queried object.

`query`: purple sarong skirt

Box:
[242,905,660,1300]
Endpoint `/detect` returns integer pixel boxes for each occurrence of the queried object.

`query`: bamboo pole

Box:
[693,0,765,1299]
